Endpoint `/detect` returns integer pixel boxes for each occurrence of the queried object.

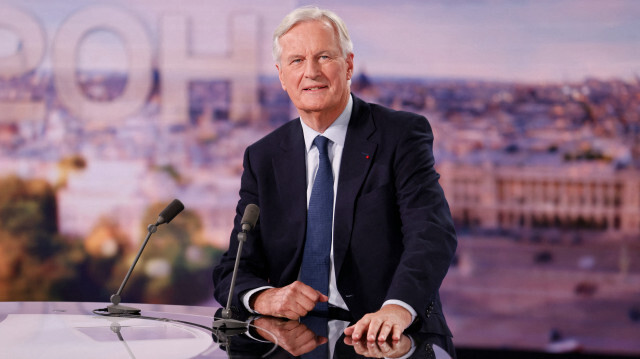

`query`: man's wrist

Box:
[382,299,417,324]
[241,286,273,314]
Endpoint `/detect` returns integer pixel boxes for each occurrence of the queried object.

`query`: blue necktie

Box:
[300,135,333,313]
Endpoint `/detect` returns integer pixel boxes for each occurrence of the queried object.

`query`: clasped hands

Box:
[251,281,412,343]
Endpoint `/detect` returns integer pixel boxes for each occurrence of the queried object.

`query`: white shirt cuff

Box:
[382,299,417,324]
[241,286,274,314]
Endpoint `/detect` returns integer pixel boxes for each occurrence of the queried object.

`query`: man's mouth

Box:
[304,86,327,91]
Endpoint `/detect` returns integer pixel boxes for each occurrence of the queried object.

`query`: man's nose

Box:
[304,59,321,78]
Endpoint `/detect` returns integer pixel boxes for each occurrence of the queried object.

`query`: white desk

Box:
[0,302,225,359]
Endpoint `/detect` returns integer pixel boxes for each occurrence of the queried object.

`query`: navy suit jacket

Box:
[213,95,457,336]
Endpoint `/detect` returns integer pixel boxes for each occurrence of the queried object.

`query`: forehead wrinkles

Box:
[279,20,341,57]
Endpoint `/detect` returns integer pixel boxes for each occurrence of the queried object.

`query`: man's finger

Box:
[293,282,328,307]
[343,335,354,345]
[273,298,308,319]
[288,296,318,318]
[316,291,329,302]
[345,316,370,341]
[377,322,392,342]
[293,281,320,297]
[391,324,403,341]
[366,318,382,341]
[281,309,302,320]
[295,293,318,313]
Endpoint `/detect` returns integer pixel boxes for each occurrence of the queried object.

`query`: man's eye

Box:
[291,59,302,64]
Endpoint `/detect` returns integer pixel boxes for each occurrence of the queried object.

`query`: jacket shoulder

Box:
[247,119,301,152]
[369,102,428,125]
[353,97,431,139]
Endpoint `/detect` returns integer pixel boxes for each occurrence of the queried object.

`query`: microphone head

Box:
[240,204,260,231]
[157,199,185,225]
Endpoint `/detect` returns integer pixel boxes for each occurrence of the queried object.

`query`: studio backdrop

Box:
[1,0,639,355]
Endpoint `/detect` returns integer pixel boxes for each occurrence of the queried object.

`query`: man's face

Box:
[276,20,354,121]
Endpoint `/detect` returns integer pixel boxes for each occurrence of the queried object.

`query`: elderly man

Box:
[213,5,457,351]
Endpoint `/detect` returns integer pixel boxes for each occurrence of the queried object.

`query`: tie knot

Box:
[313,136,330,156]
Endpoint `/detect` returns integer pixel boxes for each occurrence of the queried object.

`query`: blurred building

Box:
[440,162,640,236]
[57,160,152,242]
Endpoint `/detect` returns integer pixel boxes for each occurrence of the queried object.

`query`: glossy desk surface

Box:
[0,302,226,359]
[0,302,451,359]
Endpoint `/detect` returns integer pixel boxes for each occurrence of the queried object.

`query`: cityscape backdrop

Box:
[1,0,639,355]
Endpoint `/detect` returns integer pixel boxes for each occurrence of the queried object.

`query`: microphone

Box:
[240,203,260,232]
[105,199,185,315]
[157,199,185,225]
[212,204,259,331]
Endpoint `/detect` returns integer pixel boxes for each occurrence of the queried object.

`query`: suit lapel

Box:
[333,96,377,278]
[272,121,308,282]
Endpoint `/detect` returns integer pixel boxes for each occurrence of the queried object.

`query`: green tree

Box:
[106,201,222,305]
[0,175,65,300]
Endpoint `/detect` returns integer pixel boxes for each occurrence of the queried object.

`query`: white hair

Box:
[272,6,353,63]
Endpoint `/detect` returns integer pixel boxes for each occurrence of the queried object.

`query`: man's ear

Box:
[276,63,286,91]
[346,53,354,81]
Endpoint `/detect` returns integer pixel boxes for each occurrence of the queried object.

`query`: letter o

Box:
[52,5,153,125]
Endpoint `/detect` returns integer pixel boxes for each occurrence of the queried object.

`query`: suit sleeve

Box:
[385,115,457,324]
[212,146,271,315]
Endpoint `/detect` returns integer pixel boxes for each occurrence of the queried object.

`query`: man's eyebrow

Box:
[285,54,303,62]
[284,49,336,62]
[317,49,336,55]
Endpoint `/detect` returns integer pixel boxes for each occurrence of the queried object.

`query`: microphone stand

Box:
[211,228,249,331]
[108,320,136,359]
[94,199,183,315]
[107,223,158,315]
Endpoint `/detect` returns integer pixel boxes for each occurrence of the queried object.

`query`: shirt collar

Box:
[300,94,353,152]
